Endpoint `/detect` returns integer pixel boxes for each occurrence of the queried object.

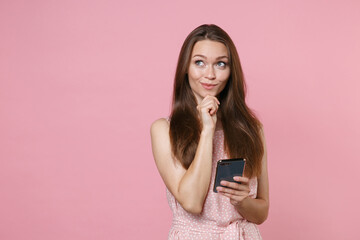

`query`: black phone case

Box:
[213,158,246,193]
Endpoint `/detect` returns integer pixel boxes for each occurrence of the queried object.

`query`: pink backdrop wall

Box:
[1,0,359,239]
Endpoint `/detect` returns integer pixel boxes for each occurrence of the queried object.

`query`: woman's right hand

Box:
[196,95,220,131]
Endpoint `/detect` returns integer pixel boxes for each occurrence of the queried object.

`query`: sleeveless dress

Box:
[166,130,262,240]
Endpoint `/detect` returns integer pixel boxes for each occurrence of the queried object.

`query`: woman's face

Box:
[188,39,230,104]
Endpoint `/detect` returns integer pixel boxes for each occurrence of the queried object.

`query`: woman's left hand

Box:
[216,176,250,207]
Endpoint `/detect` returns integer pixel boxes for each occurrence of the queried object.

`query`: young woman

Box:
[151,24,269,240]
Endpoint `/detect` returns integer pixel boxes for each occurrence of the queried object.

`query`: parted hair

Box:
[169,24,264,178]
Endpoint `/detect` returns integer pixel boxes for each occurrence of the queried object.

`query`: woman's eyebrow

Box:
[192,54,207,59]
[192,54,229,59]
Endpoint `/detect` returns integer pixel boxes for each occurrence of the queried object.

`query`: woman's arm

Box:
[151,96,219,214]
[216,128,269,224]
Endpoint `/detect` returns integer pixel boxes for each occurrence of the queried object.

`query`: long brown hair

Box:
[169,24,264,178]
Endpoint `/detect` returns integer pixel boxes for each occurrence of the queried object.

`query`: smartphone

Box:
[213,158,246,193]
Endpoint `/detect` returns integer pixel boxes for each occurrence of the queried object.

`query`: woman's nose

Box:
[206,66,216,80]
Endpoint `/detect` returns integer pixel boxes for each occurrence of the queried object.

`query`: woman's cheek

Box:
[193,68,205,79]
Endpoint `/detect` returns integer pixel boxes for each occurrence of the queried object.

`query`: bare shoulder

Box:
[150,118,172,164]
[150,117,185,195]
[258,124,266,144]
[150,118,170,144]
[150,118,169,134]
[258,123,265,134]
[256,124,269,204]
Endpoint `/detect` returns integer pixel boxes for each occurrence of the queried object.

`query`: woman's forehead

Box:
[191,40,228,58]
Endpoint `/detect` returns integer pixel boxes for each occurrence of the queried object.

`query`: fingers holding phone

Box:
[217,176,251,206]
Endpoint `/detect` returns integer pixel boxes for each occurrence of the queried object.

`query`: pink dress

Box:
[166,130,262,240]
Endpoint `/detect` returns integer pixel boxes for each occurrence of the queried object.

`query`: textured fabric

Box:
[166,130,262,240]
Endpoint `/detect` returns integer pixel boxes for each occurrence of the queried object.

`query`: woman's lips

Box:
[201,83,217,90]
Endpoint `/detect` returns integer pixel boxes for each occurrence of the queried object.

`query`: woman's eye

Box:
[217,61,226,68]
[195,60,205,66]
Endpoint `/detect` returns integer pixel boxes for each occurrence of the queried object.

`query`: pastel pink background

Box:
[1,0,359,239]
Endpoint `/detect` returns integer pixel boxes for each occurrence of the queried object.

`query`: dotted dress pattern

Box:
[166,130,262,240]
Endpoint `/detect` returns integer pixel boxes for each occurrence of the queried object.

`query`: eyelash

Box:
[217,61,226,67]
[195,60,205,66]
[194,60,227,68]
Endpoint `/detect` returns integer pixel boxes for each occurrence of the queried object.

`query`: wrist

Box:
[235,196,249,210]
[201,127,215,136]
